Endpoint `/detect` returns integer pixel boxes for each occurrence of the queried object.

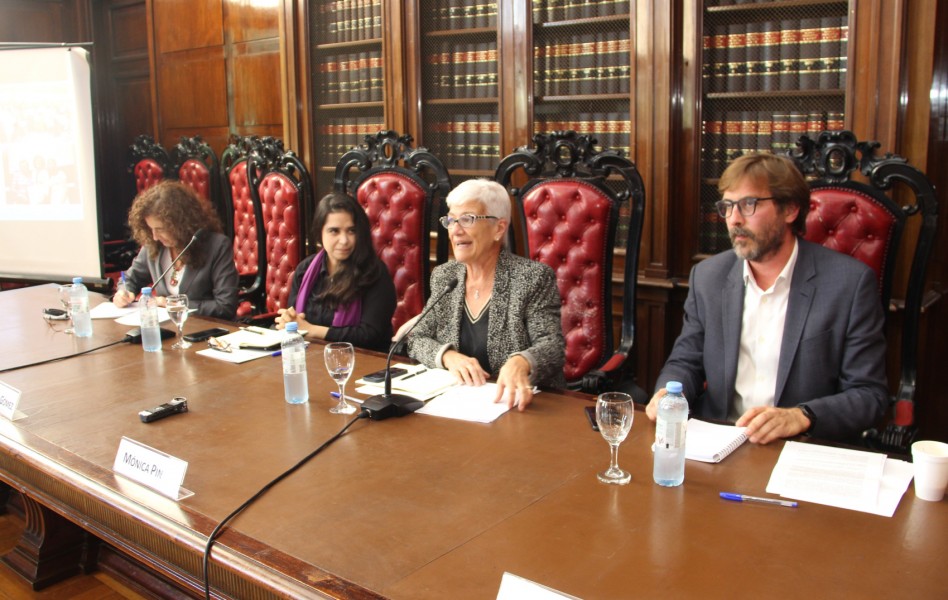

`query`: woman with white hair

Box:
[407,179,565,410]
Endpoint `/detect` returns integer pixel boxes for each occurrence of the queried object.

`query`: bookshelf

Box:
[309,0,386,201]
[417,1,500,183]
[531,0,633,247]
[696,0,849,256]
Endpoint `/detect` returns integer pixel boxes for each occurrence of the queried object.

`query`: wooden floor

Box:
[0,511,147,600]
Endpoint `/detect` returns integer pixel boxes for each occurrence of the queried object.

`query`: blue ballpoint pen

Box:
[271,350,282,357]
[719,492,798,508]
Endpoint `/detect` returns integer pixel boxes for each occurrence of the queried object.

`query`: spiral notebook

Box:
[685,419,748,463]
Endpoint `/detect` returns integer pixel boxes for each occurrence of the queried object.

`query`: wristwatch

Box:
[798,404,817,433]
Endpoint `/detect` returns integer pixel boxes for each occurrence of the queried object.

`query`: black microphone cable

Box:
[0,338,128,374]
[202,411,367,600]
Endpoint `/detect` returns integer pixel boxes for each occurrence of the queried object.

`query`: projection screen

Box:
[0,46,102,282]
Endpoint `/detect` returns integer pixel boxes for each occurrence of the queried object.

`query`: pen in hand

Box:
[719,492,798,508]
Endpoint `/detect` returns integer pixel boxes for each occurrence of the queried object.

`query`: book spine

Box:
[711,27,729,93]
[744,21,763,92]
[788,111,807,151]
[838,20,849,88]
[756,112,773,153]
[819,16,841,90]
[739,111,757,157]
[760,21,780,92]
[725,22,746,93]
[779,20,801,90]
[806,111,826,140]
[702,111,723,178]
[798,18,821,91]
[770,112,791,155]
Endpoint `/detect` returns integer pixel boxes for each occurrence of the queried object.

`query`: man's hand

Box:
[736,406,811,444]
[645,388,666,421]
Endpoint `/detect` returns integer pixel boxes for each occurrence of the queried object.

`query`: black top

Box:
[459,300,491,374]
[287,254,396,353]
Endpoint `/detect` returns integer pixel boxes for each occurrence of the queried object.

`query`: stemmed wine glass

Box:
[57,284,74,334]
[595,392,634,485]
[167,294,190,349]
[324,342,356,414]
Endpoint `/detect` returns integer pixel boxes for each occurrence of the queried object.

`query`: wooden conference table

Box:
[0,285,944,599]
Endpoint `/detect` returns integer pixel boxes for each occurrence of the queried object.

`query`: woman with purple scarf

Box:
[274,192,395,352]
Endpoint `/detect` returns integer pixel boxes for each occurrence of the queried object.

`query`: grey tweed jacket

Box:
[407,250,566,389]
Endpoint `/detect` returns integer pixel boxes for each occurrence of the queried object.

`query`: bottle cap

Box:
[142,286,152,295]
[72,276,82,284]
[666,381,683,394]
[286,322,298,332]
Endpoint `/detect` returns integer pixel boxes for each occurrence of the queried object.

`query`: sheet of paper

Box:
[766,441,911,516]
[496,572,581,600]
[195,347,273,364]
[391,367,458,396]
[115,307,173,326]
[417,383,511,423]
[90,301,137,319]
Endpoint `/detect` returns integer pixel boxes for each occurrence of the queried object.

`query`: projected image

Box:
[0,81,82,220]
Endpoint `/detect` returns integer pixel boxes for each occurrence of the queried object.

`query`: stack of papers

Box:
[417,383,511,423]
[354,364,457,401]
[766,441,914,517]
[196,327,286,364]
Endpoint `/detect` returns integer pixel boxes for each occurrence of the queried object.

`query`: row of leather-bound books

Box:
[702,17,848,93]
[424,41,498,100]
[701,110,844,178]
[423,114,501,172]
[315,117,385,166]
[531,0,630,24]
[316,50,383,105]
[533,33,631,97]
[425,0,498,30]
[313,0,382,43]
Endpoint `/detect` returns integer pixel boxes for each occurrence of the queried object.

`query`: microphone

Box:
[151,228,204,291]
[361,277,459,420]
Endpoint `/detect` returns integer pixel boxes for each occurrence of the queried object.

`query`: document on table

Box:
[766,441,914,517]
[685,419,748,463]
[417,382,512,423]
[354,364,457,402]
[90,301,137,320]
[114,306,174,326]
[194,329,287,364]
[496,572,581,600]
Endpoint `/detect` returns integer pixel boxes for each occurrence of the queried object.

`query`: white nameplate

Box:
[0,380,25,421]
[113,437,189,500]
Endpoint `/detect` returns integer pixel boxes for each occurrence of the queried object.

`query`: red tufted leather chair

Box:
[171,135,226,236]
[128,134,171,194]
[496,131,646,395]
[221,135,267,317]
[248,138,312,317]
[789,130,939,453]
[335,130,452,332]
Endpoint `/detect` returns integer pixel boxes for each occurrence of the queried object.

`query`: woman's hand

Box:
[275,307,302,329]
[443,350,489,386]
[494,355,534,411]
[112,289,135,308]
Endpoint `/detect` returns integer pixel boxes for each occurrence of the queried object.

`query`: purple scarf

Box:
[295,249,363,327]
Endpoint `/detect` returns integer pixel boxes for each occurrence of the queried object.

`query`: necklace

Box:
[169,250,184,286]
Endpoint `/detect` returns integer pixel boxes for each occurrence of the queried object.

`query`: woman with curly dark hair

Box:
[113,180,239,319]
[275,192,395,352]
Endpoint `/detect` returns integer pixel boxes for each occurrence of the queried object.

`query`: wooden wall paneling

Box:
[280,0,305,163]
[230,39,283,133]
[501,0,528,156]
[635,0,675,281]
[0,0,73,42]
[156,45,228,140]
[224,0,279,44]
[152,0,223,54]
[384,0,405,135]
[847,0,905,151]
[92,0,152,241]
[403,1,422,145]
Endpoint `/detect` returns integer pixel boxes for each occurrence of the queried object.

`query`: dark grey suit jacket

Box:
[125,232,239,320]
[407,250,566,388]
[655,238,888,441]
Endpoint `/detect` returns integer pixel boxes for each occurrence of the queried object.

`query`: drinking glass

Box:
[324,342,356,414]
[595,392,634,485]
[167,294,190,349]
[57,284,74,334]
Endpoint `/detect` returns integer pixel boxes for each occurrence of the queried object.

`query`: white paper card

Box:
[496,572,582,600]
[115,307,173,326]
[113,437,189,500]
[0,380,26,421]
[417,383,513,423]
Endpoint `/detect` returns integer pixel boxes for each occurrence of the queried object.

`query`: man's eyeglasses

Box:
[714,196,776,218]
[439,214,499,229]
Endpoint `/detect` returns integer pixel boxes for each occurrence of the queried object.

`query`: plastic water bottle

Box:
[69,277,93,338]
[282,322,308,404]
[654,381,689,487]
[139,287,161,352]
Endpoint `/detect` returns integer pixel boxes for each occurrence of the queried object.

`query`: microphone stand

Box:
[361,278,458,420]
[151,228,204,292]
